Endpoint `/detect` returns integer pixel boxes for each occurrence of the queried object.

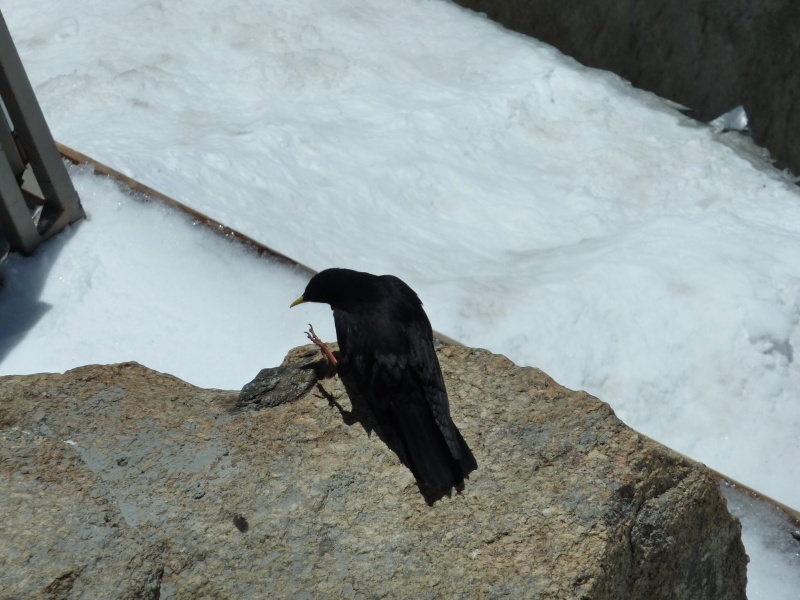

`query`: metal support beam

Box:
[0,101,26,180]
[0,149,39,251]
[0,9,84,256]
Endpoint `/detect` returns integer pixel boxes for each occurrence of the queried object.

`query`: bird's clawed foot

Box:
[305,323,321,345]
[306,323,338,368]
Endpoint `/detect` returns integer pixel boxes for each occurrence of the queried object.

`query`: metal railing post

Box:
[0,9,85,256]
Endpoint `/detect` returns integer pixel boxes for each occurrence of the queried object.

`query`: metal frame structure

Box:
[0,10,84,257]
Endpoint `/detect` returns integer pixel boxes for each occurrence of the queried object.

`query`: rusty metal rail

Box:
[57,142,314,275]
[58,142,462,346]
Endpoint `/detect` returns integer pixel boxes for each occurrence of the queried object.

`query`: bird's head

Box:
[290,268,373,309]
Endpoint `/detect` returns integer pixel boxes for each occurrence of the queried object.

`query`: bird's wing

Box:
[403,317,463,460]
[334,302,463,461]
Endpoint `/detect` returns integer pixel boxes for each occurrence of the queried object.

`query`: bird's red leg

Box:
[306,324,338,368]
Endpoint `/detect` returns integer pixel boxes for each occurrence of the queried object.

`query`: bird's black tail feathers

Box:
[386,400,477,493]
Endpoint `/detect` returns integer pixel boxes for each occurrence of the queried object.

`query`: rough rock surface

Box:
[452,0,800,177]
[0,345,746,599]
[741,4,800,178]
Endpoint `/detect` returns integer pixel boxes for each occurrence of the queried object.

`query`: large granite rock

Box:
[452,0,800,177]
[0,345,746,599]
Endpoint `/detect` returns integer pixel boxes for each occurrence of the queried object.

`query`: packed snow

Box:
[2,0,799,596]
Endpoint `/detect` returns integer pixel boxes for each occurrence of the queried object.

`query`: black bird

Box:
[290,268,477,494]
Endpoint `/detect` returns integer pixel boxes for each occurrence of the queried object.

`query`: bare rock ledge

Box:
[0,345,746,599]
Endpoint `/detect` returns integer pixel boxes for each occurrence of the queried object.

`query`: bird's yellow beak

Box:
[290,296,305,308]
